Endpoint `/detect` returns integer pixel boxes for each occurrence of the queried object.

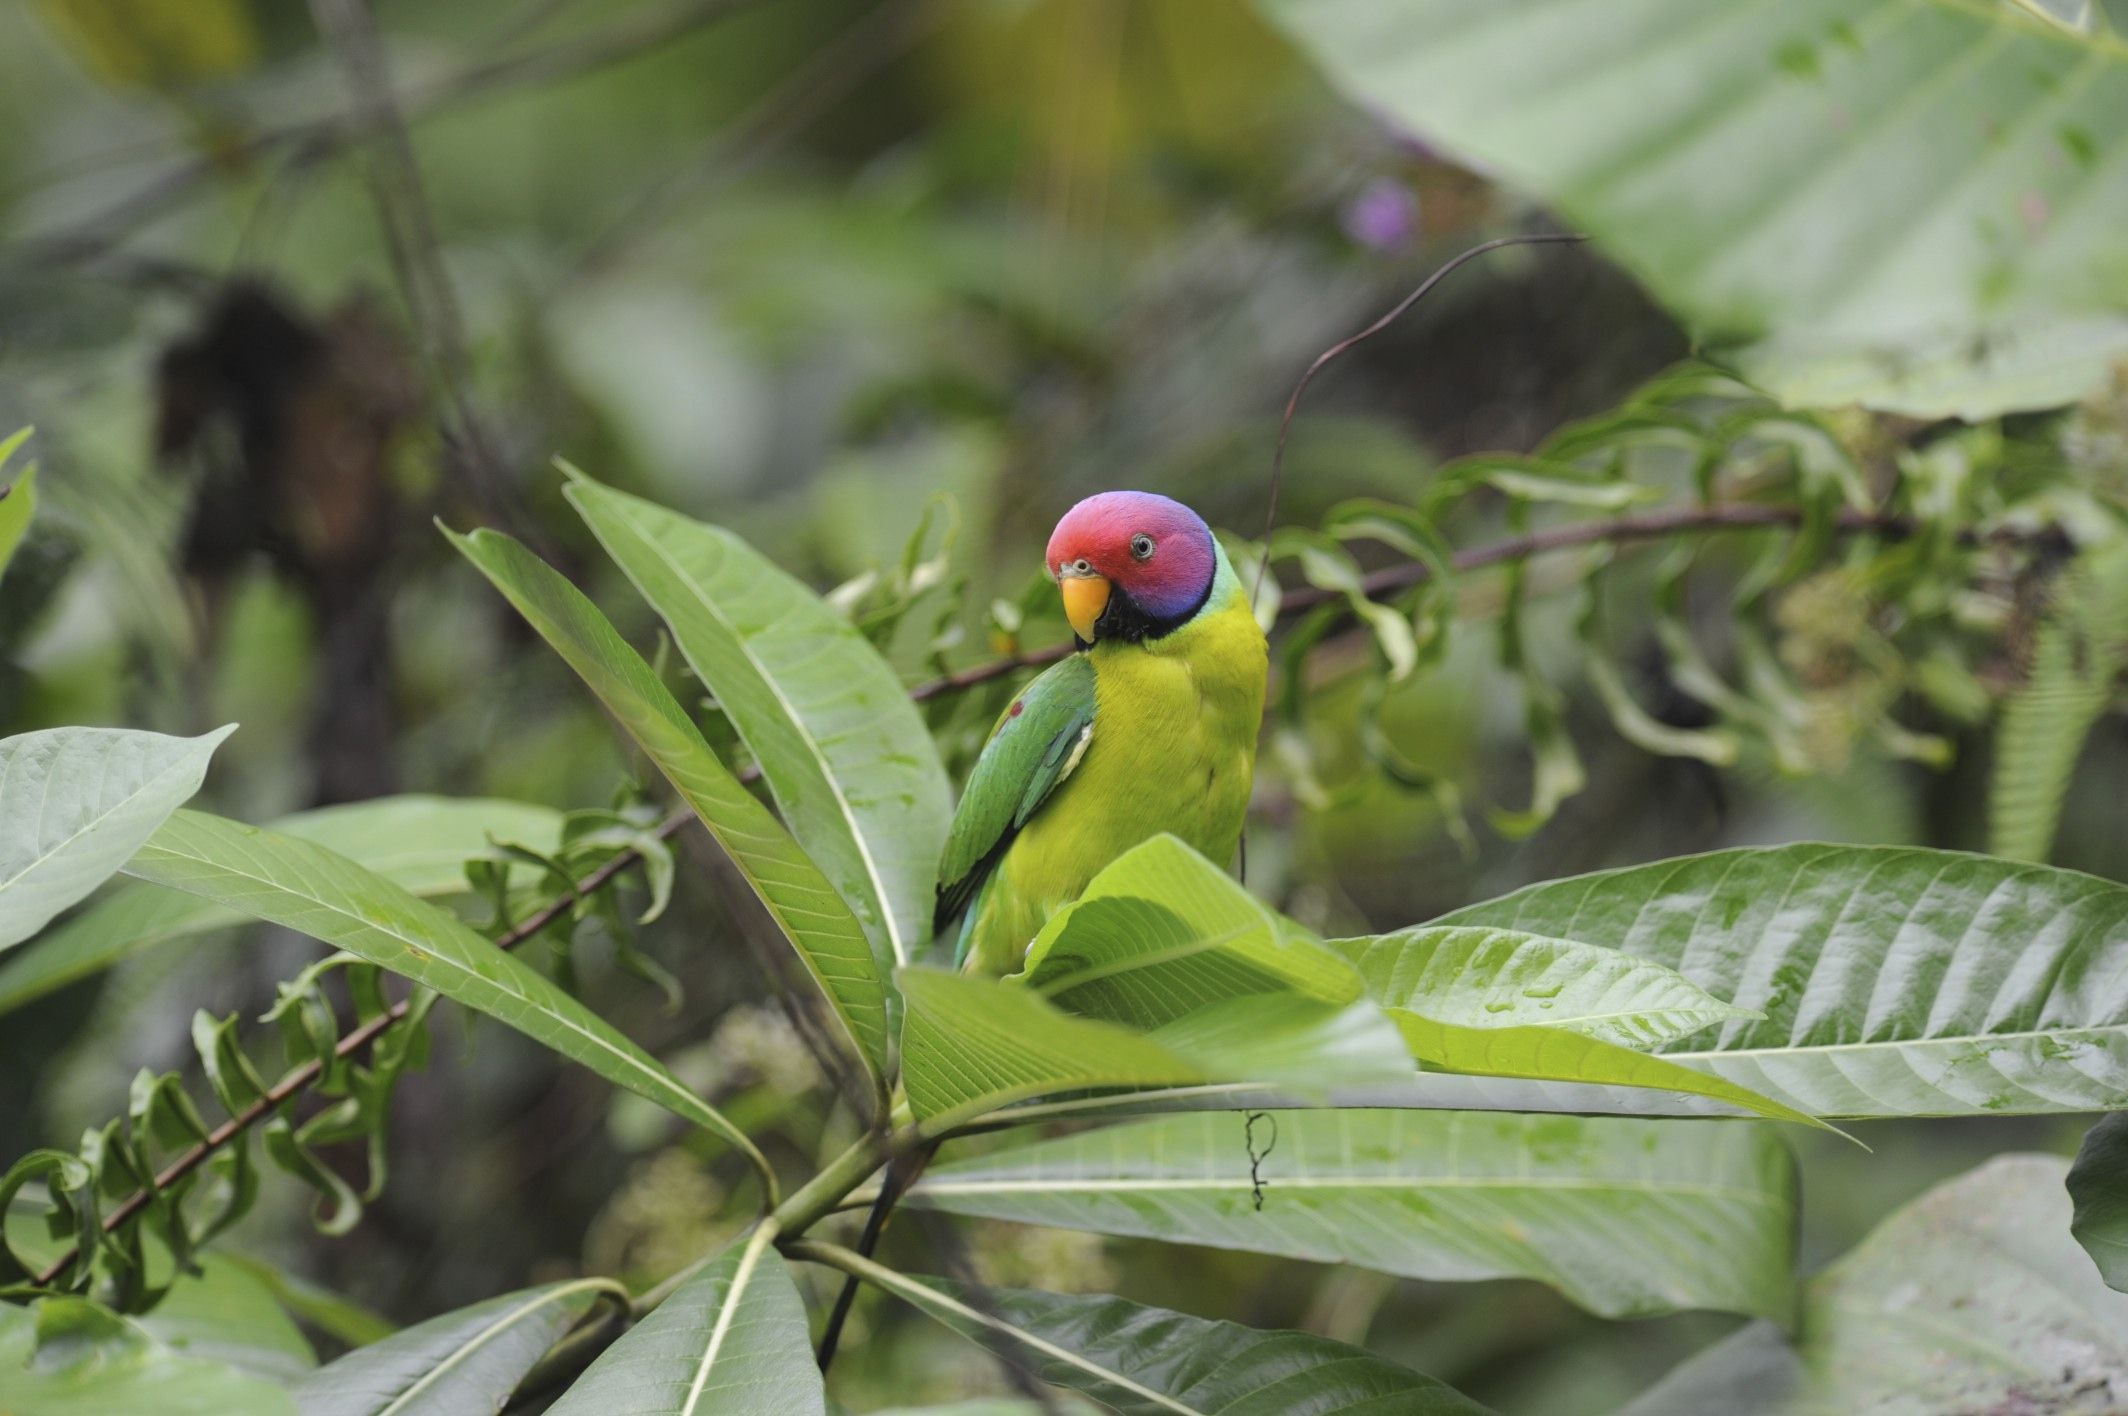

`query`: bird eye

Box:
[1129,534,1156,561]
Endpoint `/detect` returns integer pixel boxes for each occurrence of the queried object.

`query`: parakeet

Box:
[936,491,1269,975]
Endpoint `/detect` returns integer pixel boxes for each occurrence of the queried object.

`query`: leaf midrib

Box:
[1672,1019,2128,1062]
[910,1175,1784,1207]
[594,496,909,967]
[0,733,212,895]
[681,1225,775,1414]
[375,1279,615,1416]
[869,1269,1194,1415]
[131,824,734,1140]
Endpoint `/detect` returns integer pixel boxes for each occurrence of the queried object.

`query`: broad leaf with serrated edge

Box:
[126,811,768,1174]
[566,471,950,977]
[1265,0,2128,418]
[548,1227,821,1416]
[904,1109,1795,1321]
[0,724,233,952]
[0,795,565,1014]
[1439,844,2128,1118]
[823,1256,1490,1415]
[446,524,888,1082]
[293,1279,619,1416]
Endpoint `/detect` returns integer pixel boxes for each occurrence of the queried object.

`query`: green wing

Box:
[935,653,1098,946]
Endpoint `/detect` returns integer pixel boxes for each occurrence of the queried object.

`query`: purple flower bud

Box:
[1340,178,1420,251]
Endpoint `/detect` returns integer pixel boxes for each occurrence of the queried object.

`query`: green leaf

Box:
[905,1109,1796,1321]
[1269,528,1418,680]
[141,1254,318,1384]
[0,724,235,953]
[1988,544,2128,862]
[1017,835,1363,1027]
[0,427,36,585]
[215,1252,398,1349]
[896,968,1209,1131]
[292,1279,620,1416]
[547,1226,822,1416]
[124,810,771,1181]
[1265,0,2128,417]
[2070,1111,2128,1293]
[1487,557,1585,837]
[565,470,952,975]
[1150,994,1416,1094]
[445,523,888,1084]
[899,968,1412,1131]
[0,1297,295,1415]
[863,1396,1064,1405]
[1327,925,1755,1049]
[1438,843,2128,1117]
[817,1253,1490,1415]
[1390,1013,1833,1133]
[1623,1155,2128,1415]
[0,795,566,1014]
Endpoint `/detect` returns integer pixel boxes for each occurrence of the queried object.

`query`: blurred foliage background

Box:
[2,1,2124,1410]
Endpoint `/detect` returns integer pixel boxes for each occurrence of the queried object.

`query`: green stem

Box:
[770,1131,891,1241]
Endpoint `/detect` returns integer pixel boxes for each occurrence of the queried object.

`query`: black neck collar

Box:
[1082,572,1215,648]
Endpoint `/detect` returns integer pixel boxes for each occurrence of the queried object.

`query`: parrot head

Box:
[1047,491,1217,645]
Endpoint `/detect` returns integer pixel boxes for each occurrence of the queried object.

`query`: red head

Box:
[1046,491,1217,644]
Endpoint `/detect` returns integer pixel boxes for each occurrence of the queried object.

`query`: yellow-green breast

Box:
[963,566,1266,974]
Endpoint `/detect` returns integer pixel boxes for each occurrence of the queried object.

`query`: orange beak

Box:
[1060,573,1111,641]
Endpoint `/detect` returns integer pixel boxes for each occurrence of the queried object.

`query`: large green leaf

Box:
[1623,1155,2128,1415]
[1438,843,2128,1117]
[2069,1110,2128,1293]
[566,471,951,975]
[125,810,768,1175]
[1328,925,1755,1049]
[1391,1013,1831,1132]
[0,724,234,953]
[0,1297,294,1416]
[897,968,1211,1130]
[446,525,888,1082]
[292,1279,620,1416]
[898,970,1411,1132]
[0,795,565,1014]
[0,427,35,585]
[815,1255,1490,1415]
[905,1110,1797,1321]
[548,1226,821,1416]
[1265,0,2128,417]
[142,1254,318,1384]
[1017,835,1363,1027]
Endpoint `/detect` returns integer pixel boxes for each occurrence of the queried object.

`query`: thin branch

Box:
[1252,231,1590,606]
[30,807,696,1288]
[907,501,2031,702]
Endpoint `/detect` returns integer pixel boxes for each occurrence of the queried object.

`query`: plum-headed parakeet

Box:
[936,491,1268,975]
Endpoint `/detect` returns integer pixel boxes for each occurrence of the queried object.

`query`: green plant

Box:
[4,435,2128,1411]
